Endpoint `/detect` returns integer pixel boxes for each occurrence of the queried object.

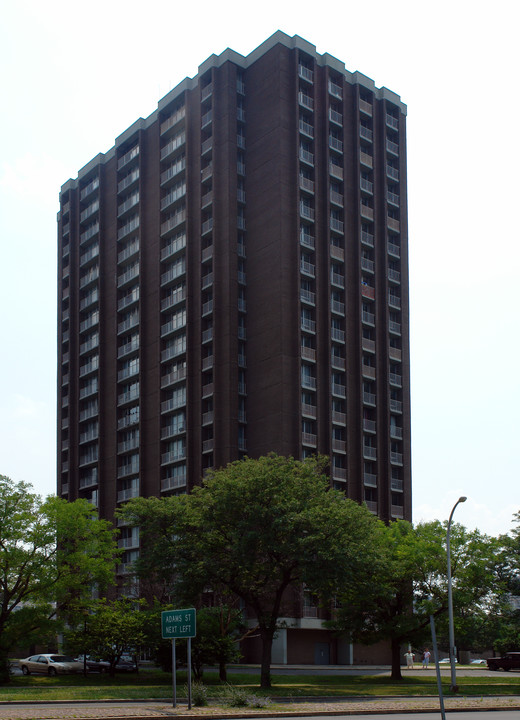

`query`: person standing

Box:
[422,648,431,669]
[404,650,415,669]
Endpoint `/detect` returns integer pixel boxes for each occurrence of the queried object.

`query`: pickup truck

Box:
[487,652,520,671]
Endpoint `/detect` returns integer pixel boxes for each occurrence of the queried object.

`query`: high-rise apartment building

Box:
[57,32,411,616]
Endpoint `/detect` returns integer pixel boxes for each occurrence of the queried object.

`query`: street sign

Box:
[161,608,196,639]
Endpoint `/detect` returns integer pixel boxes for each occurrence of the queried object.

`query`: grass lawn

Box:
[1,668,519,702]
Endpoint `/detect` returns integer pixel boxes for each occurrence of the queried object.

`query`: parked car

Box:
[74,655,108,673]
[18,654,83,676]
[74,654,137,673]
[487,652,520,671]
[470,658,487,665]
[439,658,458,664]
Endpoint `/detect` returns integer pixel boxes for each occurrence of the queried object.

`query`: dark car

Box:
[487,652,520,671]
[75,655,108,673]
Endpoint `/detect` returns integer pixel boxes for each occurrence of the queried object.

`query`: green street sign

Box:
[161,608,196,639]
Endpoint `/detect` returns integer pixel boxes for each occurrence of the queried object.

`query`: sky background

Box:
[1,0,518,538]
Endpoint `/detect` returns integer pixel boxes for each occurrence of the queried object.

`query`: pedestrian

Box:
[422,648,431,669]
[404,650,415,669]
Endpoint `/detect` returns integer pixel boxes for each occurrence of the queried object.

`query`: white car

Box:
[18,654,84,676]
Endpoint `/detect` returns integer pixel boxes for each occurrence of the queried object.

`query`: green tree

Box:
[64,598,146,676]
[0,475,118,683]
[330,519,503,680]
[173,454,382,688]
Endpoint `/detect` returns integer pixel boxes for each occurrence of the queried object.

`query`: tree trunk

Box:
[260,628,275,688]
[219,660,227,681]
[0,650,10,684]
[390,637,403,681]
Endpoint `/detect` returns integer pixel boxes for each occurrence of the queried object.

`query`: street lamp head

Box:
[459,496,467,503]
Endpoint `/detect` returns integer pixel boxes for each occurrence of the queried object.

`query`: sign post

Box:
[161,609,196,708]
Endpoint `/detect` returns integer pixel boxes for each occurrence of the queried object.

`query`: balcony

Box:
[118,337,139,358]
[301,346,316,362]
[365,500,378,514]
[332,382,346,398]
[359,98,373,116]
[300,229,315,249]
[118,193,139,217]
[301,317,316,333]
[330,271,344,288]
[302,403,316,418]
[80,177,99,201]
[386,289,400,308]
[202,411,214,425]
[331,299,344,315]
[363,418,376,433]
[361,230,374,247]
[359,125,373,142]
[201,217,213,235]
[161,366,187,388]
[332,439,346,453]
[162,449,187,464]
[386,114,399,130]
[329,162,343,180]
[332,466,346,480]
[363,391,376,406]
[117,487,140,502]
[385,161,399,181]
[300,203,314,221]
[299,118,314,138]
[363,445,377,460]
[118,215,139,241]
[360,151,373,168]
[390,398,403,413]
[201,110,213,128]
[362,310,375,326]
[160,106,186,136]
[389,346,402,362]
[361,284,375,300]
[361,257,374,273]
[118,145,139,170]
[298,92,314,110]
[161,209,186,237]
[300,288,315,305]
[161,157,186,186]
[330,217,344,234]
[118,168,140,194]
[364,473,377,487]
[161,474,187,492]
[161,132,186,161]
[302,432,317,447]
[298,65,313,82]
[329,136,343,153]
[389,372,402,387]
[388,238,401,256]
[391,451,403,465]
[389,320,401,335]
[361,338,376,353]
[391,425,403,439]
[299,148,314,166]
[387,217,401,233]
[329,108,343,125]
[118,387,139,405]
[360,203,374,221]
[301,376,316,390]
[328,80,342,99]
[360,178,373,194]
[330,244,344,261]
[300,260,315,277]
[331,327,345,343]
[386,138,399,155]
[387,191,400,207]
[332,410,346,424]
[362,364,376,379]
[330,189,343,206]
[391,478,404,491]
[388,267,401,283]
[300,175,315,194]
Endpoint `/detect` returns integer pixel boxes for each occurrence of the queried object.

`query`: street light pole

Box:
[447,496,466,692]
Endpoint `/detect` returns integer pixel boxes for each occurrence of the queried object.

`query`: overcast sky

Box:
[1,0,518,538]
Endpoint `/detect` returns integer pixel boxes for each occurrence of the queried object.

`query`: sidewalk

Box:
[0,696,520,720]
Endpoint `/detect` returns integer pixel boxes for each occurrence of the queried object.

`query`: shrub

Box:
[187,681,208,707]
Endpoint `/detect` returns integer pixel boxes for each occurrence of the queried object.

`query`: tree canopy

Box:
[0,475,118,683]
[121,454,383,687]
[330,519,505,679]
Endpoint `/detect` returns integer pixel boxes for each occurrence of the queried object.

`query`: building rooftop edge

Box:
[60,31,406,192]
